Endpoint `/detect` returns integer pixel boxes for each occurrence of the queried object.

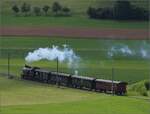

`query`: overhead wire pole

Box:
[8,53,10,78]
[56,57,59,87]
[0,0,2,112]
[111,68,114,95]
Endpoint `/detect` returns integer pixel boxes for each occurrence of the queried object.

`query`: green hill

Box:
[0,76,150,114]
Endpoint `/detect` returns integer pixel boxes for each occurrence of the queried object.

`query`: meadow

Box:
[0,1,149,113]
[0,76,150,114]
[0,36,150,84]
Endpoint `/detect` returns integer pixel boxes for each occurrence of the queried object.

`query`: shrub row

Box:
[12,2,71,17]
[87,1,149,21]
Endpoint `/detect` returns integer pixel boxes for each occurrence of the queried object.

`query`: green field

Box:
[0,1,149,113]
[0,0,149,29]
[0,76,150,114]
[1,0,149,15]
[0,36,150,84]
[1,15,149,29]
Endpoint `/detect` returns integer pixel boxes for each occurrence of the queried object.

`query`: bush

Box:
[21,3,31,16]
[139,86,148,96]
[62,7,71,16]
[33,6,41,16]
[144,81,150,90]
[87,7,97,19]
[128,80,149,96]
[114,0,132,20]
[87,7,113,19]
[87,0,149,21]
[42,5,50,16]
[12,4,20,16]
[52,2,62,16]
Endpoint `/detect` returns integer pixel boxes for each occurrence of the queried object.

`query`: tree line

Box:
[12,2,71,17]
[12,1,149,21]
[87,0,149,21]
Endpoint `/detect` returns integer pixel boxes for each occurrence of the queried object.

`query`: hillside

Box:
[0,76,150,114]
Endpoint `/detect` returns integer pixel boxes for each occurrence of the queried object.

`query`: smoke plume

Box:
[25,45,80,68]
[108,41,150,59]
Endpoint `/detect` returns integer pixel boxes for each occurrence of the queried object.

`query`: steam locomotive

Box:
[21,65,127,95]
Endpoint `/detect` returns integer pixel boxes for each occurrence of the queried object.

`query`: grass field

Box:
[1,15,149,29]
[0,36,150,84]
[0,1,149,114]
[0,0,149,29]
[0,76,150,114]
[1,0,149,15]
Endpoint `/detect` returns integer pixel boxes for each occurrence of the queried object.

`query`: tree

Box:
[87,7,113,19]
[87,7,97,18]
[12,5,20,16]
[114,1,132,20]
[42,5,50,16]
[33,6,41,16]
[52,2,62,16]
[62,7,71,16]
[21,3,31,16]
[131,7,149,20]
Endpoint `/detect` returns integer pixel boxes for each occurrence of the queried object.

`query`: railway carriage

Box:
[71,75,95,90]
[95,79,127,95]
[34,69,51,83]
[51,72,71,86]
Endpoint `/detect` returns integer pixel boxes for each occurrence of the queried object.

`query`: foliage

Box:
[21,2,31,16]
[52,2,62,16]
[144,81,150,90]
[33,6,41,16]
[87,7,113,19]
[62,7,71,16]
[12,4,20,15]
[114,0,132,20]
[42,5,50,15]
[128,80,149,96]
[87,0,149,21]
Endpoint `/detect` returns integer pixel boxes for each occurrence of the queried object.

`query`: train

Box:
[21,65,128,95]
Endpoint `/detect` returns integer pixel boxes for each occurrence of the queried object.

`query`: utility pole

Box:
[111,68,114,95]
[8,53,10,78]
[0,91,1,113]
[56,57,59,87]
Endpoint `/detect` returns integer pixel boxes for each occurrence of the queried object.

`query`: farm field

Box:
[0,0,149,114]
[0,36,150,84]
[0,76,150,114]
[0,0,149,29]
[1,16,149,29]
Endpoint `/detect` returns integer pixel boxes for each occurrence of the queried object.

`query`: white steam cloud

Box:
[108,42,150,59]
[108,44,133,57]
[25,45,80,68]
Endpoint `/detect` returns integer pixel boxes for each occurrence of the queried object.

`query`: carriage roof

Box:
[51,72,71,77]
[96,79,127,84]
[72,75,95,80]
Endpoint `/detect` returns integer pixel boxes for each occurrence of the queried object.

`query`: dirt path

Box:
[0,27,149,40]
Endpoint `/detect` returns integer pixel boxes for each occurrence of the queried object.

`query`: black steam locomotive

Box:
[21,65,127,95]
